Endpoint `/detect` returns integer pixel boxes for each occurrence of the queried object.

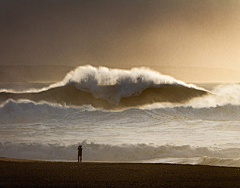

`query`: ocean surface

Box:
[1,66,240,167]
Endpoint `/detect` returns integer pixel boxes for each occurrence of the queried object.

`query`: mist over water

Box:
[1,66,240,167]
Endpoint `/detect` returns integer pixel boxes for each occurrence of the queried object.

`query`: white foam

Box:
[1,66,204,104]
[147,156,240,167]
[60,66,205,105]
[2,100,240,125]
[1,141,240,167]
[188,83,240,107]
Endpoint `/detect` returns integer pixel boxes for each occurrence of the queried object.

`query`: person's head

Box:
[79,145,82,148]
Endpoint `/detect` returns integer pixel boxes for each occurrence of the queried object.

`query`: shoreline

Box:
[1,158,240,187]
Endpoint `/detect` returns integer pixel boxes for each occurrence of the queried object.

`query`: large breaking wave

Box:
[0,66,207,109]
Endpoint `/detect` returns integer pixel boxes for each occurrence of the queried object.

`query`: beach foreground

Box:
[1,158,240,187]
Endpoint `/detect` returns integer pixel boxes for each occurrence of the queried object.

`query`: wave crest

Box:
[60,66,204,104]
[0,66,208,109]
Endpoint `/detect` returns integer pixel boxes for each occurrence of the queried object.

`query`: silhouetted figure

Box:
[78,145,82,162]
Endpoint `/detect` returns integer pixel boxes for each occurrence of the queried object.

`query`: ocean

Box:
[0,65,240,167]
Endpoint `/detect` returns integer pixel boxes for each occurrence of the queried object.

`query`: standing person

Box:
[78,145,82,162]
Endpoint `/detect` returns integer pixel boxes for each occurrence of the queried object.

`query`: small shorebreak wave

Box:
[1,141,240,167]
[0,66,208,109]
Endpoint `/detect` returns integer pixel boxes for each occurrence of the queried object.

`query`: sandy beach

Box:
[1,158,240,187]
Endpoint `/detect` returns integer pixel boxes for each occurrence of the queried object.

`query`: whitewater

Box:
[1,65,240,167]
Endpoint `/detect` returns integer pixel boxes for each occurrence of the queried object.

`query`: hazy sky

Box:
[1,0,240,70]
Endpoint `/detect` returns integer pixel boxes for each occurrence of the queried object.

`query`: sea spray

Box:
[0,66,208,108]
[188,83,240,107]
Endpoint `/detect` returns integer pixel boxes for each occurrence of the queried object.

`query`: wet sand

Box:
[1,158,240,187]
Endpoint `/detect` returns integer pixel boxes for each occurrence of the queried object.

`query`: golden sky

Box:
[1,0,240,71]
